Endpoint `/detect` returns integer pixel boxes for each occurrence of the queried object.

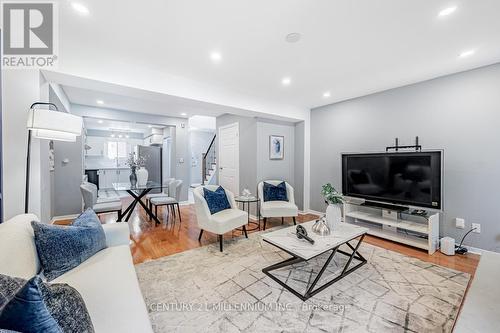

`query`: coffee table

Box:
[261,221,368,301]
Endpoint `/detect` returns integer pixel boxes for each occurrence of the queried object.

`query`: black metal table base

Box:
[262,234,366,301]
[236,200,260,233]
[118,188,162,225]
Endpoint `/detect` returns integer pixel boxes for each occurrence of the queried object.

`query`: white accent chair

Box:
[150,179,183,223]
[258,180,298,230]
[193,185,248,252]
[80,182,123,220]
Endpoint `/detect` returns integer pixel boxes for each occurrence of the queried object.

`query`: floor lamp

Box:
[25,102,83,213]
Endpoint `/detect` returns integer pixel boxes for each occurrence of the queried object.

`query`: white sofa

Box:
[0,214,153,333]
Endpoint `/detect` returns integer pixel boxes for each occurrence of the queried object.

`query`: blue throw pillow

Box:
[0,275,94,333]
[263,181,288,202]
[203,186,231,215]
[31,209,107,281]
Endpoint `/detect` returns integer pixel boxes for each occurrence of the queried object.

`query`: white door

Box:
[218,123,239,195]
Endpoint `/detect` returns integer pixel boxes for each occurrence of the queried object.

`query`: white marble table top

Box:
[261,221,368,260]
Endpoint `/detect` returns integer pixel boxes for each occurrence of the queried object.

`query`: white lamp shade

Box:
[27,108,82,141]
[32,129,77,142]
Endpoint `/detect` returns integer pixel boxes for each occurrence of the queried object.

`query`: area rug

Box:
[136,226,470,333]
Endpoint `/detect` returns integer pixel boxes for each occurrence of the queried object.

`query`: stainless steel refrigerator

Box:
[136,145,162,193]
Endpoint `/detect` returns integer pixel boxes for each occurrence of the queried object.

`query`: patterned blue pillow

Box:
[203,186,231,215]
[263,181,288,202]
[0,275,94,333]
[31,209,107,281]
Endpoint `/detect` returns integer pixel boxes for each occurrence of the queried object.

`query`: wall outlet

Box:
[471,223,481,233]
[455,218,465,229]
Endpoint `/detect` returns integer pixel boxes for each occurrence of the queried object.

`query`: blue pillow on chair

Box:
[31,209,107,281]
[263,181,288,202]
[203,186,232,215]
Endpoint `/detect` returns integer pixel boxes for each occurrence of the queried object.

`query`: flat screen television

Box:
[341,151,442,209]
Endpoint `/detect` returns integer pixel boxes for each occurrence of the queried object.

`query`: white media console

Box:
[343,201,439,254]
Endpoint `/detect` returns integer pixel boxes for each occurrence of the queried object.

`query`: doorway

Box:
[218,122,239,195]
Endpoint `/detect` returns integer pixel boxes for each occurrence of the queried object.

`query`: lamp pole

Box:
[25,102,59,213]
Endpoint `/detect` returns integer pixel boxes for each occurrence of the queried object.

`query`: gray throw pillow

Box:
[0,274,25,312]
[31,209,107,281]
[0,274,94,333]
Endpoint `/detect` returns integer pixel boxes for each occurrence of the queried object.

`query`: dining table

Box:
[113,181,164,225]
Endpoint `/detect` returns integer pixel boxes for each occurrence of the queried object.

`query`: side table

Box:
[235,196,260,232]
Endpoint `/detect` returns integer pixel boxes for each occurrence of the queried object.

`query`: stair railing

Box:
[202,134,216,185]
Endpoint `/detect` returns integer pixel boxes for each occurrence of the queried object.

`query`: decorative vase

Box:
[312,217,331,236]
[136,167,148,187]
[326,204,342,230]
[129,166,137,187]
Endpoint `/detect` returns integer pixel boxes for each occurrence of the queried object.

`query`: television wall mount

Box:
[386,136,422,152]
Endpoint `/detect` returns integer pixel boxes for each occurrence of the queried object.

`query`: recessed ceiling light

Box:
[110,134,115,138]
[97,119,103,124]
[118,134,123,138]
[323,91,331,98]
[459,49,475,58]
[285,32,302,43]
[148,125,152,128]
[125,135,130,139]
[96,100,104,105]
[180,112,187,116]
[438,6,457,17]
[210,51,222,62]
[71,2,89,15]
[282,77,291,86]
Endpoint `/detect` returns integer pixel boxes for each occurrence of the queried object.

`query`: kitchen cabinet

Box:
[97,169,131,189]
[118,169,131,183]
[86,136,105,156]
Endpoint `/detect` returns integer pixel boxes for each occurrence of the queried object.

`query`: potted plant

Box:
[126,153,147,187]
[321,183,344,229]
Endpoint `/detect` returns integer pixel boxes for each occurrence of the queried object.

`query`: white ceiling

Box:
[83,117,165,135]
[57,0,500,110]
[62,85,227,118]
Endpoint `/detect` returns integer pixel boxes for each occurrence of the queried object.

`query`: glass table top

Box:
[112,181,163,191]
[235,196,259,202]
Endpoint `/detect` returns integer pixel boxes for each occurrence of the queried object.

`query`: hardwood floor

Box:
[60,199,480,275]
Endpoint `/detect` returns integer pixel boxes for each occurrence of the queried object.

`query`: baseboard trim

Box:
[462,245,492,256]
[307,209,324,216]
[50,214,80,224]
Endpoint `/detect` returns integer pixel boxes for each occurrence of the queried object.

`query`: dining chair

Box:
[80,182,122,219]
[149,180,183,222]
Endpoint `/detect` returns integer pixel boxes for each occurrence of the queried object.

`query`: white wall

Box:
[1,70,43,220]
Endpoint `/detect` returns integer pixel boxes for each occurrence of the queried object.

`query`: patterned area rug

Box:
[136,227,470,333]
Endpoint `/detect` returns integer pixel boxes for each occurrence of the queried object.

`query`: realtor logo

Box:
[2,2,58,68]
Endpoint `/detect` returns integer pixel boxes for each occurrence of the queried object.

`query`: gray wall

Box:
[50,85,84,217]
[310,63,500,252]
[215,114,303,214]
[216,114,257,195]
[294,121,305,210]
[256,119,295,190]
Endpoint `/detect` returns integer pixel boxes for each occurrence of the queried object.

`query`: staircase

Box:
[202,135,216,185]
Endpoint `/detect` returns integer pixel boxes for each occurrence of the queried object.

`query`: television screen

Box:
[342,151,442,209]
